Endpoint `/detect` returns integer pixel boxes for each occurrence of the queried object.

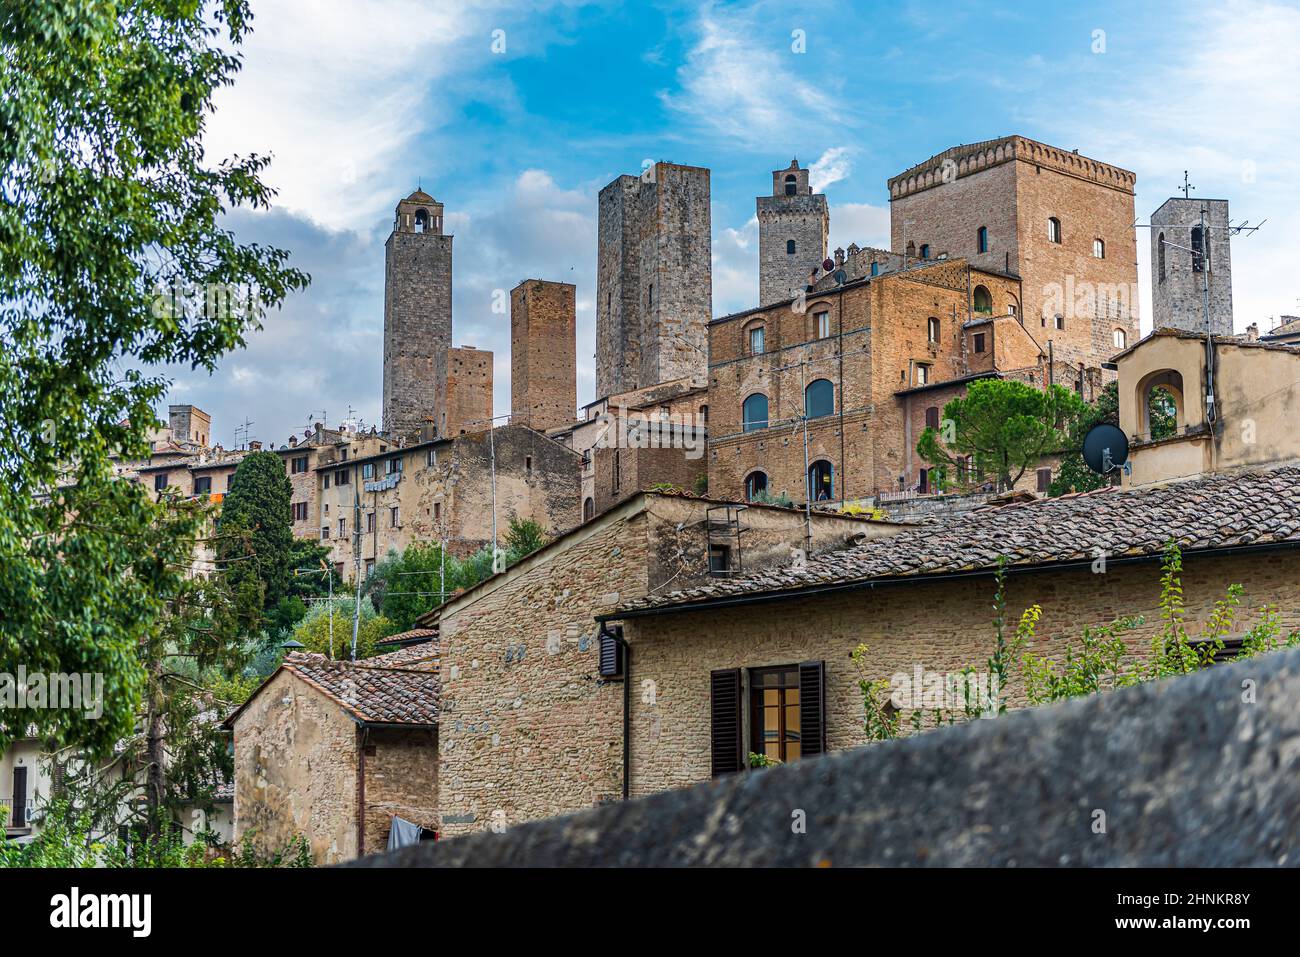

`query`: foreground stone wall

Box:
[353,640,1300,867]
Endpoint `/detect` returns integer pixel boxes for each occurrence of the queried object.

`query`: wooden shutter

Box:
[710,669,744,777]
[798,661,827,757]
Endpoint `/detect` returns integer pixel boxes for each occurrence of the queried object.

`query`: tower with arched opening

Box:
[1150,196,1234,336]
[757,159,829,306]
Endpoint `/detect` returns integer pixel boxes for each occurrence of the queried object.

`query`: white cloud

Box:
[808,147,852,192]
[713,214,759,315]
[828,202,890,253]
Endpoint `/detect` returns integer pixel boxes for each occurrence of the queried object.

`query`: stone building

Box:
[428,490,901,837]
[511,280,576,432]
[706,257,1044,505]
[757,159,829,305]
[382,189,453,439]
[316,423,581,577]
[601,465,1300,799]
[224,646,439,863]
[888,136,1140,373]
[167,403,211,448]
[596,162,712,399]
[433,345,493,438]
[1150,197,1234,336]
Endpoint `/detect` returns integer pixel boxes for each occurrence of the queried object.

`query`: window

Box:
[583,497,594,521]
[1037,468,1052,493]
[434,502,442,523]
[1047,217,1062,244]
[973,285,992,315]
[1113,328,1127,349]
[915,363,931,386]
[386,457,403,475]
[784,174,797,196]
[366,511,376,533]
[870,261,879,277]
[699,404,708,424]
[1158,232,1167,281]
[1008,301,1018,319]
[335,468,350,485]
[813,310,830,339]
[425,448,437,467]
[1191,225,1208,272]
[364,558,375,578]
[338,518,347,538]
[647,283,653,306]
[711,663,824,777]
[927,316,940,343]
[323,473,330,489]
[390,506,400,528]
[226,473,235,491]
[154,473,168,492]
[742,394,769,432]
[786,239,796,255]
[1093,238,1105,259]
[925,406,940,430]
[807,460,834,501]
[291,455,308,474]
[1055,314,1065,331]
[292,502,308,522]
[748,324,765,355]
[749,666,802,763]
[321,525,330,540]
[341,448,348,462]
[977,226,989,254]
[708,544,731,576]
[973,332,986,354]
[919,243,930,260]
[744,471,768,502]
[612,449,621,490]
[362,463,375,480]
[804,378,834,419]
[193,476,212,495]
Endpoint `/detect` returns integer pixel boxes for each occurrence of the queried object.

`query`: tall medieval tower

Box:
[1150,197,1234,336]
[757,159,828,305]
[382,189,452,438]
[511,279,577,431]
[596,162,712,399]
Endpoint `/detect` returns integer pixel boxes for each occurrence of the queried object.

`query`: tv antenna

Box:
[1180,170,1194,199]
[234,417,254,449]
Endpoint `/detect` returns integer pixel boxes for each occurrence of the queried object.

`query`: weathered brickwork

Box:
[596,162,711,398]
[511,280,577,431]
[757,160,829,305]
[436,493,890,837]
[624,551,1300,797]
[888,136,1139,376]
[1150,198,1234,336]
[361,727,439,855]
[383,190,453,439]
[434,345,493,438]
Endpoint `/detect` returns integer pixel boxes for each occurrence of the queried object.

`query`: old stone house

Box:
[224,645,438,863]
[429,490,905,837]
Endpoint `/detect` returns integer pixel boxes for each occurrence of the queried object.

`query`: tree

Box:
[917,379,1090,492]
[504,516,549,562]
[291,597,395,661]
[0,1,308,753]
[218,450,294,612]
[1049,381,1119,496]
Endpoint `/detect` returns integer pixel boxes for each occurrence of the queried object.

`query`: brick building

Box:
[757,159,828,305]
[511,280,577,431]
[596,162,711,399]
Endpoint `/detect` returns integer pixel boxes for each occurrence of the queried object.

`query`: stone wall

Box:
[361,727,438,855]
[434,345,493,437]
[1150,198,1234,336]
[757,160,828,306]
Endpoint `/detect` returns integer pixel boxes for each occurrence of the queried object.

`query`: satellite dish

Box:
[1081,423,1129,474]
[822,258,835,272]
[833,269,847,284]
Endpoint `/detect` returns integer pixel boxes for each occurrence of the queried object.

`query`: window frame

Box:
[748,665,802,764]
[742,393,770,433]
[1047,217,1062,244]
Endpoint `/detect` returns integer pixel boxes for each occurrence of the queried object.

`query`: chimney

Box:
[1246,322,1260,342]
[288,435,298,448]
[249,440,263,451]
[834,247,845,266]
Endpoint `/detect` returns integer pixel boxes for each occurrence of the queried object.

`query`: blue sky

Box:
[176,0,1300,448]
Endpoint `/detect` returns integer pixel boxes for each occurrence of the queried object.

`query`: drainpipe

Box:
[356,725,368,857]
[601,622,632,801]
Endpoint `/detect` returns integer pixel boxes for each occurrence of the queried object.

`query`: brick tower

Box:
[382,189,452,439]
[757,159,829,305]
[511,280,576,431]
[596,162,711,399]
[1150,197,1234,336]
[434,345,493,436]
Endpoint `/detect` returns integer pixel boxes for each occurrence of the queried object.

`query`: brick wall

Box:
[361,727,438,855]
[511,280,577,431]
[435,345,493,438]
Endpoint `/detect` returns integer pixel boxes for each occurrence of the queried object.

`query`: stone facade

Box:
[757,159,829,305]
[511,280,576,431]
[888,136,1139,373]
[167,404,211,447]
[434,491,898,838]
[382,189,453,439]
[1150,197,1234,336]
[596,162,711,399]
[434,345,493,437]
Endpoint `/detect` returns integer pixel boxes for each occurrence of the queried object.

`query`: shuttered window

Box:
[710,669,744,777]
[798,661,826,757]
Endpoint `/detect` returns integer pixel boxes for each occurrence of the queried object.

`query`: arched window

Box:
[746,322,765,355]
[415,208,429,233]
[812,309,830,339]
[805,379,834,419]
[699,404,708,424]
[977,226,989,254]
[1113,328,1127,349]
[973,285,992,315]
[786,239,796,255]
[784,174,797,196]
[919,243,930,260]
[1093,238,1105,259]
[1138,370,1184,440]
[1191,226,1209,272]
[1158,233,1166,281]
[1047,217,1062,244]
[583,497,594,521]
[807,460,834,501]
[744,471,768,502]
[742,393,769,432]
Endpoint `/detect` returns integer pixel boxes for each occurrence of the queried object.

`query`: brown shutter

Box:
[799,661,827,757]
[710,668,744,777]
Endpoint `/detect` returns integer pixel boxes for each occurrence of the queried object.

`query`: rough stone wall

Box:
[382,208,453,440]
[511,280,576,431]
[362,727,438,855]
[232,670,358,864]
[1150,198,1234,336]
[435,346,493,437]
[758,186,829,305]
[592,441,706,515]
[596,164,711,398]
[623,549,1300,799]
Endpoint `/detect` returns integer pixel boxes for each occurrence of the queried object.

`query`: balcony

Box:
[1,797,34,832]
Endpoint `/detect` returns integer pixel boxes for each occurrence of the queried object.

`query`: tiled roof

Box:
[367,640,440,673]
[614,465,1300,616]
[276,652,438,726]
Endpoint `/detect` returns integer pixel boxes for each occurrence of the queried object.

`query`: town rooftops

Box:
[604,464,1300,619]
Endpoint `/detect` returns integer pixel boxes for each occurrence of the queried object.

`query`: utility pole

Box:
[350,473,362,661]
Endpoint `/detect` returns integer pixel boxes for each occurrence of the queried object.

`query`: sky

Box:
[170,0,1300,449]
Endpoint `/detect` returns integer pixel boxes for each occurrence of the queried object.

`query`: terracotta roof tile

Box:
[281,652,439,725]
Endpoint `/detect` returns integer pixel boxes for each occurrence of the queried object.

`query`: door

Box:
[11,766,27,826]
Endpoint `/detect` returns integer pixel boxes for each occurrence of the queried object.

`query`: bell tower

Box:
[757,159,829,305]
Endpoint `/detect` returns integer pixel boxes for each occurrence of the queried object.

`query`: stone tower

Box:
[511,280,576,431]
[382,189,453,439]
[434,345,493,437]
[596,162,711,399]
[1150,197,1234,336]
[757,159,829,305]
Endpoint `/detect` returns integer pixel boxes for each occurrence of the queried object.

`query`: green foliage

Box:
[751,489,794,508]
[851,644,901,741]
[218,451,295,611]
[291,597,394,660]
[1146,387,1178,441]
[748,752,781,769]
[504,516,549,560]
[693,473,708,495]
[0,0,307,752]
[917,379,1090,492]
